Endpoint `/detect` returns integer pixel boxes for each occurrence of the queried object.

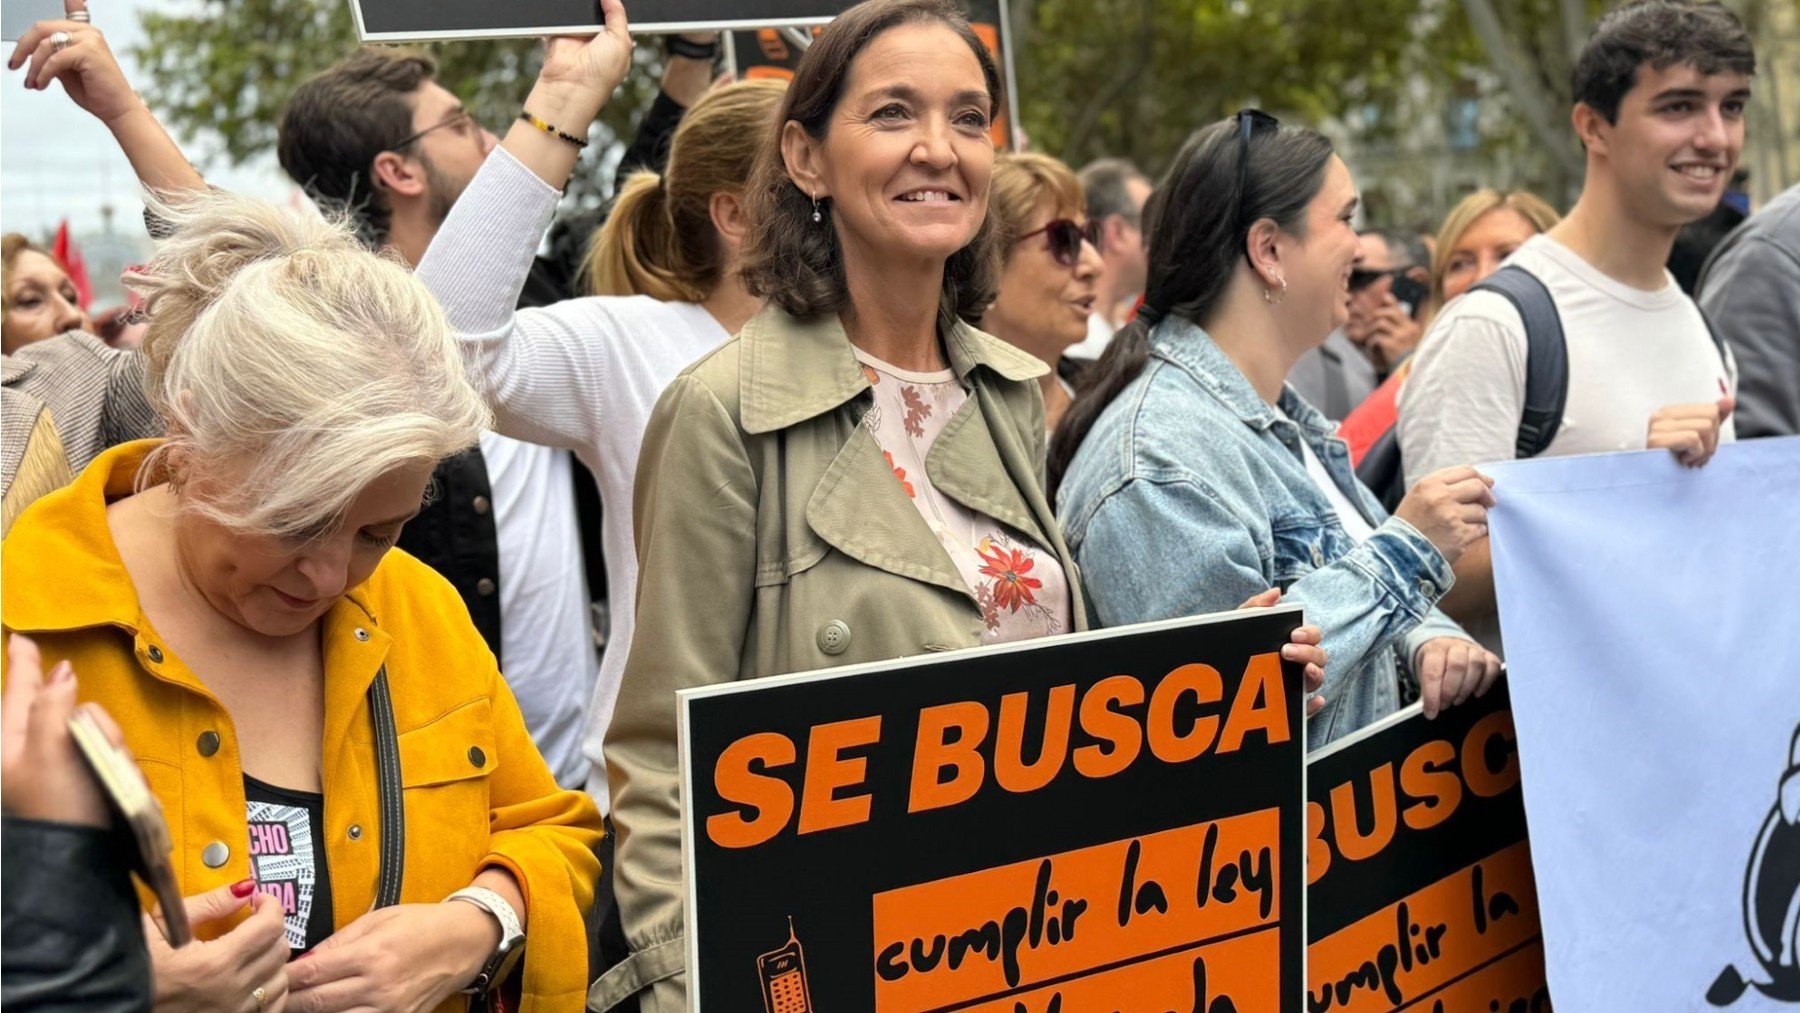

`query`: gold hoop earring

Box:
[1263,277,1288,305]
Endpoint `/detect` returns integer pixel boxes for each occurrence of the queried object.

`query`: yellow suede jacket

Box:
[1,441,603,1011]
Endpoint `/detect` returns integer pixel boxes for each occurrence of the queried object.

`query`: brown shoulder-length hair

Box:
[737,0,1004,331]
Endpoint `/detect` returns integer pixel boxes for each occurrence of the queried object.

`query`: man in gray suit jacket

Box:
[1700,182,1800,438]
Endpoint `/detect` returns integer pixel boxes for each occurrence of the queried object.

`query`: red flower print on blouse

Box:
[901,385,932,437]
[976,538,1042,612]
[883,450,915,498]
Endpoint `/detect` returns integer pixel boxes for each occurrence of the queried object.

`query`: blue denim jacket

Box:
[1056,319,1472,748]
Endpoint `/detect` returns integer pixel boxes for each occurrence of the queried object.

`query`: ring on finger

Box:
[69,10,92,23]
[251,986,268,1011]
[48,30,72,52]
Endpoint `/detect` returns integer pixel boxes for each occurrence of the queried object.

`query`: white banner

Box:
[1487,437,1800,1011]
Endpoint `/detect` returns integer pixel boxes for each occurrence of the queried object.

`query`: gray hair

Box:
[1361,227,1430,271]
[126,188,490,538]
[1078,157,1149,226]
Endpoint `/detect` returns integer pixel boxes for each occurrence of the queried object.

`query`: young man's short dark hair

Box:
[1572,0,1755,124]
[278,48,438,245]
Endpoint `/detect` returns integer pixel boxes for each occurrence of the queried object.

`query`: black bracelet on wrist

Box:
[665,36,720,61]
[518,110,589,149]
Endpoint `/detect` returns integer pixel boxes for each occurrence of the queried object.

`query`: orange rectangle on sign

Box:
[958,927,1283,1013]
[1306,841,1544,1013]
[872,810,1281,1013]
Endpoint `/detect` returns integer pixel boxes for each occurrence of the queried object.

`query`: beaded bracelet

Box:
[518,110,588,149]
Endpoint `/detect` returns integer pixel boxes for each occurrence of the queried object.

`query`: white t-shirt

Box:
[1277,408,1377,543]
[477,431,596,789]
[1064,312,1117,361]
[1399,233,1737,486]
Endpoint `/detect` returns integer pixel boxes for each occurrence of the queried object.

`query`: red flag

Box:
[51,220,93,311]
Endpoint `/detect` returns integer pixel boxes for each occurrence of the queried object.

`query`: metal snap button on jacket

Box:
[1418,578,1438,597]
[1310,545,1326,568]
[468,746,487,769]
[201,841,230,868]
[347,824,363,841]
[196,731,220,757]
[353,627,370,642]
[817,620,851,655]
[477,578,497,597]
[146,645,164,664]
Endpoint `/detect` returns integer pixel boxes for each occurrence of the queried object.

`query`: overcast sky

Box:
[0,0,296,243]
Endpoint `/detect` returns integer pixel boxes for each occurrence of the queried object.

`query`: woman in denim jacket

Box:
[1051,115,1501,748]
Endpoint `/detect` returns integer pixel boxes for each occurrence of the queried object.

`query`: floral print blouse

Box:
[854,349,1072,644]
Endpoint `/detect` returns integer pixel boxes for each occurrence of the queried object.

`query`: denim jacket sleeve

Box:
[1075,475,1456,710]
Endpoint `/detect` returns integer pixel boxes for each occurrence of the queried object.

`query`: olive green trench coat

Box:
[590,304,1088,1011]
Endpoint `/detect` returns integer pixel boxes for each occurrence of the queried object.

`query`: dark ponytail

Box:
[1047,118,1334,498]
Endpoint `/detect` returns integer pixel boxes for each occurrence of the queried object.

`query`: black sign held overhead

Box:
[349,0,848,42]
[680,607,1310,1013]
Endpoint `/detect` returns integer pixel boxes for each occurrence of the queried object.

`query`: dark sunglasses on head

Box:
[1234,108,1280,237]
[1017,218,1102,267]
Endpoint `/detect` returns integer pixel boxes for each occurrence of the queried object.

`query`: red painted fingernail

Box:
[231,878,256,898]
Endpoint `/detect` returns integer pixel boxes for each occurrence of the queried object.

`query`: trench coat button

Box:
[347,825,363,841]
[201,841,230,868]
[473,495,491,516]
[146,646,164,664]
[196,731,221,757]
[468,746,487,769]
[477,578,497,597]
[817,620,851,656]
[353,627,370,642]
[1310,545,1326,568]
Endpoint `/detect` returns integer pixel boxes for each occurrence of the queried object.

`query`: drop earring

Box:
[811,192,823,223]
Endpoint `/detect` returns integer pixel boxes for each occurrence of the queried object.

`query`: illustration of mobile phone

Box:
[756,918,814,1013]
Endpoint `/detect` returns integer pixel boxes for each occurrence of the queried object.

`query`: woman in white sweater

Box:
[414,79,786,807]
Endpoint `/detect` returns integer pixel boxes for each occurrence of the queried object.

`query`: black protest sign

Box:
[350,0,844,42]
[1305,681,1550,1012]
[680,607,1309,1012]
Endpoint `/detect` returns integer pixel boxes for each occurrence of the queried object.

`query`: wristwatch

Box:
[447,887,525,994]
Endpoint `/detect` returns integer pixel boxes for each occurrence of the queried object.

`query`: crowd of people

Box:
[0,0,1791,1009]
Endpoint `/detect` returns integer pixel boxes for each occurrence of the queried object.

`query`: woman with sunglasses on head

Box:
[974,152,1103,433]
[1052,113,1501,746]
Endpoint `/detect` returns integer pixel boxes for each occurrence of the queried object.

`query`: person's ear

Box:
[1102,214,1131,252]
[780,120,826,201]
[370,149,427,200]
[1244,218,1285,290]
[710,190,752,253]
[1571,102,1610,157]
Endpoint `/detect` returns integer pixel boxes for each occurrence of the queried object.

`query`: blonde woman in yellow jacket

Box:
[0,186,603,1012]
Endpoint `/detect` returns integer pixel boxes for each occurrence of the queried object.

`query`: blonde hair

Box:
[127,189,491,538]
[584,80,788,301]
[1430,189,1561,306]
[989,152,1086,255]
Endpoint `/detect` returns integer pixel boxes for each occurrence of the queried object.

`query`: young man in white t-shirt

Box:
[1398,0,1753,647]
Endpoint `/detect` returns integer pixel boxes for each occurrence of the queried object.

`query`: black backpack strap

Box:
[1470,266,1567,459]
[367,665,405,908]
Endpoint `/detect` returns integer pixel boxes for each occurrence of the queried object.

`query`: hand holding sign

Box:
[536,0,635,125]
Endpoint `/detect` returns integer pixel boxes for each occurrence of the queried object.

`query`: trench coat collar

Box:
[738,304,1047,435]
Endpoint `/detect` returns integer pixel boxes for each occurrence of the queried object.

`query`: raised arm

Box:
[8,0,202,194]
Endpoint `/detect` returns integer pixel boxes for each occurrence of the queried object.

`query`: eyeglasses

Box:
[1016,218,1102,267]
[1234,108,1279,231]
[390,108,479,152]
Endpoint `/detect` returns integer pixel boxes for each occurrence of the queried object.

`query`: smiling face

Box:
[1441,206,1541,301]
[174,459,433,638]
[789,22,995,272]
[3,248,92,354]
[1586,61,1750,230]
[984,196,1101,363]
[1278,156,1361,343]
